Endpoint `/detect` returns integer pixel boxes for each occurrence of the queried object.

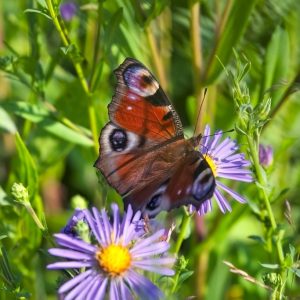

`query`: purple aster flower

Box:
[62,208,85,236]
[48,204,175,300]
[259,144,273,167]
[192,125,252,215]
[60,2,77,21]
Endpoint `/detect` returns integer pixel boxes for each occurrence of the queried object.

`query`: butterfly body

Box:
[95,58,215,217]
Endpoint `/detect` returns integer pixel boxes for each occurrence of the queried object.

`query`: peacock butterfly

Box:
[94,58,215,217]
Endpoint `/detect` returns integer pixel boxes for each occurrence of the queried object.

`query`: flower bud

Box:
[60,2,77,21]
[11,183,29,203]
[256,98,271,121]
[262,272,281,288]
[71,194,88,210]
[259,144,273,167]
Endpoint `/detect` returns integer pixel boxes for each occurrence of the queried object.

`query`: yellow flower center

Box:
[203,154,217,177]
[96,244,131,276]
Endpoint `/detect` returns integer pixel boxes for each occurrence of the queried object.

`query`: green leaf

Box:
[0,187,11,206]
[248,235,265,244]
[103,8,123,54]
[2,101,50,122]
[39,118,93,146]
[14,134,46,238]
[60,44,84,64]
[177,270,194,287]
[24,8,52,20]
[0,55,15,70]
[260,263,280,269]
[2,102,93,147]
[205,0,258,84]
[14,133,39,199]
[261,26,290,103]
[289,244,296,259]
[290,268,300,278]
[0,107,16,133]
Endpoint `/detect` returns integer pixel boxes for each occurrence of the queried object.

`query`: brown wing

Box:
[95,58,184,198]
[124,148,216,218]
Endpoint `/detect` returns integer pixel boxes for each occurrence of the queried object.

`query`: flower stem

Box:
[173,212,191,254]
[23,202,46,231]
[45,0,98,154]
[247,136,285,263]
[246,135,286,298]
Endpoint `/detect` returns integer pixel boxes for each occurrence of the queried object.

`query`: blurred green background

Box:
[0,0,300,299]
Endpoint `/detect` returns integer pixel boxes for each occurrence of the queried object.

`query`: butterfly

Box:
[94,58,216,218]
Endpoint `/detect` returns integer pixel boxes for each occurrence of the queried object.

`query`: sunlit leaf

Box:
[260,263,280,269]
[2,102,93,147]
[14,133,39,199]
[0,107,17,133]
[205,0,258,84]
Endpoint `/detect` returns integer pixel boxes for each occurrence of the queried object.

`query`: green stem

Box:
[247,136,285,264]
[173,212,191,255]
[24,203,46,231]
[171,212,191,294]
[46,0,99,154]
[189,1,205,133]
[247,135,286,299]
[145,25,168,91]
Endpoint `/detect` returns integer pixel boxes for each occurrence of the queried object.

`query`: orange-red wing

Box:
[108,58,184,143]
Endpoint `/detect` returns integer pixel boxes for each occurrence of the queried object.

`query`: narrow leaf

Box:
[0,107,16,133]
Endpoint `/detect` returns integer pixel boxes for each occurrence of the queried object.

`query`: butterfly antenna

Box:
[193,88,208,137]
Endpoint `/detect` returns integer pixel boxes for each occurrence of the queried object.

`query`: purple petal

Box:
[47,261,94,269]
[53,233,96,254]
[101,208,112,245]
[48,248,93,261]
[217,162,249,169]
[64,272,95,300]
[132,229,165,252]
[120,205,133,245]
[197,199,212,215]
[111,203,120,243]
[217,173,253,182]
[125,270,162,300]
[132,263,175,276]
[201,125,211,147]
[206,130,222,152]
[216,181,247,203]
[86,275,105,300]
[59,270,93,293]
[131,242,170,257]
[122,205,142,245]
[209,130,223,151]
[60,2,77,21]
[222,153,245,162]
[71,274,99,300]
[214,189,232,213]
[120,279,134,300]
[110,280,120,300]
[92,207,108,246]
[94,277,108,299]
[83,209,102,244]
[218,169,252,175]
[134,257,176,266]
[212,137,233,156]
